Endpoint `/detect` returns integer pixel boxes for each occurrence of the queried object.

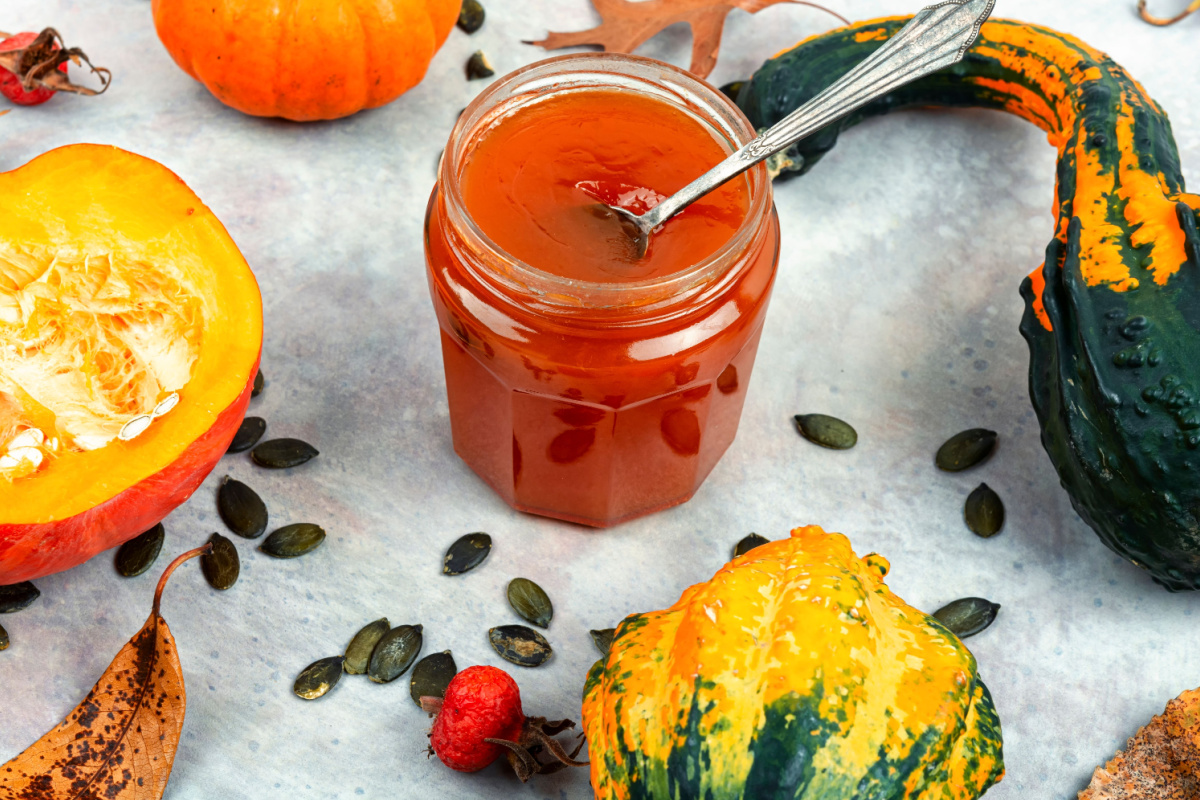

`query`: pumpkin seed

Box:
[343,617,389,675]
[218,476,268,539]
[933,597,1000,638]
[115,523,165,577]
[935,429,998,472]
[251,438,319,468]
[201,532,240,590]
[719,80,745,103]
[794,414,858,450]
[227,416,267,454]
[466,50,494,81]
[259,523,325,558]
[733,533,769,559]
[507,578,553,628]
[590,629,616,658]
[252,369,264,397]
[409,650,458,707]
[0,622,8,650]
[457,0,485,33]
[0,581,40,613]
[294,656,344,700]
[964,483,1005,538]
[368,624,424,684]
[488,624,552,668]
[443,532,491,575]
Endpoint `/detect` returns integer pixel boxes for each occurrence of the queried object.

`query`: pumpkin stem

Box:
[1137,0,1200,25]
[482,715,589,782]
[0,27,112,96]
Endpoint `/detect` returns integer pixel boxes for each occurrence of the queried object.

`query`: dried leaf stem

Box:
[1137,0,1200,25]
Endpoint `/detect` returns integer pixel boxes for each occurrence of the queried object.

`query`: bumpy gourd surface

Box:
[740,19,1200,590]
[0,249,203,479]
[582,525,1004,799]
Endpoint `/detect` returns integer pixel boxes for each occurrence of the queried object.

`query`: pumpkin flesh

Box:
[740,19,1200,590]
[582,525,1004,799]
[0,144,262,583]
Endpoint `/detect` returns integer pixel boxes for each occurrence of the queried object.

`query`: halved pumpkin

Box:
[0,144,262,583]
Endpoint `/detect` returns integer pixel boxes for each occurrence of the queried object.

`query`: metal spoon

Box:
[600,0,997,256]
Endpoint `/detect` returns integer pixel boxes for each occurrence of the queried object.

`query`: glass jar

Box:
[424,53,780,527]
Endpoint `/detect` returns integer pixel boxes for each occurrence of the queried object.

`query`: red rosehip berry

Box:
[429,665,525,772]
[0,31,66,106]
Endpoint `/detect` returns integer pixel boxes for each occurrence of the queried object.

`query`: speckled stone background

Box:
[3,0,1199,798]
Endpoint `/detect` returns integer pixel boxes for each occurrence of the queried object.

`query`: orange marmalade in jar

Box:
[425,54,779,527]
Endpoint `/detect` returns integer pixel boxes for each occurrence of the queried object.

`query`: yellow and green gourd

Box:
[738,18,1200,590]
[582,525,1004,799]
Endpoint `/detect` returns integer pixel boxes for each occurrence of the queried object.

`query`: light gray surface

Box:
[2,1,1198,798]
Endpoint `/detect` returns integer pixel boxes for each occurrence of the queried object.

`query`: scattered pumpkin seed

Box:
[732,533,769,559]
[466,50,494,80]
[488,624,552,668]
[218,476,269,539]
[409,650,458,707]
[228,416,267,454]
[0,581,40,613]
[115,523,165,578]
[259,523,326,558]
[443,532,491,575]
[252,369,264,397]
[294,656,344,700]
[965,483,1005,538]
[935,429,998,472]
[0,622,8,650]
[457,0,485,33]
[933,597,1000,638]
[719,80,745,103]
[201,532,240,590]
[794,413,858,450]
[590,629,616,658]
[344,617,390,675]
[507,578,553,629]
[251,438,319,468]
[368,624,424,684]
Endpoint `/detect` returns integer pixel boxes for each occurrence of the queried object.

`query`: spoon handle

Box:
[641,0,997,229]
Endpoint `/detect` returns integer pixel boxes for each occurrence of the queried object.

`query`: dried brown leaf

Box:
[527,0,848,79]
[1137,0,1200,25]
[0,545,209,799]
[1079,687,1200,799]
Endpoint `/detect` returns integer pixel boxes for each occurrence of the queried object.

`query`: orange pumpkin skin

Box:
[0,368,255,584]
[150,0,462,121]
[0,144,264,584]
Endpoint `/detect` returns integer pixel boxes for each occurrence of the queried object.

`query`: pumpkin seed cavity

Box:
[794,414,858,450]
[443,532,491,575]
[201,533,240,590]
[507,578,553,628]
[115,523,166,577]
[251,438,319,468]
[733,533,769,559]
[457,0,485,33]
[227,416,267,453]
[252,369,264,397]
[259,523,325,558]
[488,624,552,667]
[936,429,997,472]
[466,50,494,80]
[590,629,615,658]
[965,483,1005,538]
[410,650,458,707]
[368,624,424,684]
[218,476,268,539]
[294,656,344,700]
[933,597,1000,638]
[0,581,40,613]
[344,618,390,675]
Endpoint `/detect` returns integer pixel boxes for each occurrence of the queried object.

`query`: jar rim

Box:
[439,52,772,310]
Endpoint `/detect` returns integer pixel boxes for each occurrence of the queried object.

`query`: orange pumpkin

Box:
[0,144,263,583]
[150,0,462,121]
